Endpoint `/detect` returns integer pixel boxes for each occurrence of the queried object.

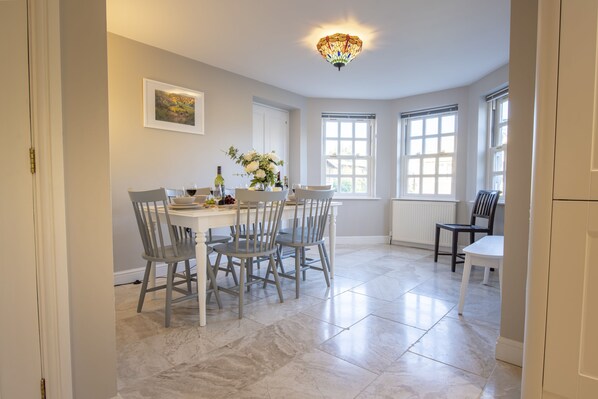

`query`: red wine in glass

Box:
[186,188,197,196]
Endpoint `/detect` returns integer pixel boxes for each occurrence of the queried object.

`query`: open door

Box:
[0,0,44,396]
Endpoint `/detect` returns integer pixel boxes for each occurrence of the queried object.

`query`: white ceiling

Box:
[106,0,510,100]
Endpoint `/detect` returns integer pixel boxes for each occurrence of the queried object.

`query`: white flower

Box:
[254,169,266,179]
[268,163,279,174]
[243,150,257,161]
[268,152,279,163]
[245,161,259,173]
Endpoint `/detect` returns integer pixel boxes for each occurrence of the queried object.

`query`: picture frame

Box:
[143,78,204,134]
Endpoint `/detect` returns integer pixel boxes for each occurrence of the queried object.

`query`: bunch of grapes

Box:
[223,195,236,205]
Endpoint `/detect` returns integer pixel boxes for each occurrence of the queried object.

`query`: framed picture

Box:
[143,78,204,134]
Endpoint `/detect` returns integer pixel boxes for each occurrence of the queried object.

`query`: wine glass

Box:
[213,185,223,205]
[184,183,197,197]
[292,183,301,194]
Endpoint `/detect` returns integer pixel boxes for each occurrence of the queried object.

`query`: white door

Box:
[252,103,289,178]
[553,0,598,201]
[0,0,43,397]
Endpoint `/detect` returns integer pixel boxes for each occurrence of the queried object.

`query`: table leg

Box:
[458,255,473,315]
[328,206,337,278]
[195,229,208,326]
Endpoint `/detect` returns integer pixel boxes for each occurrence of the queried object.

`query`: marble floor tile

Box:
[480,360,522,399]
[409,317,499,378]
[351,275,418,301]
[301,290,389,328]
[356,351,486,399]
[237,290,324,325]
[300,274,365,300]
[373,292,454,330]
[334,265,388,283]
[319,315,425,374]
[236,349,378,399]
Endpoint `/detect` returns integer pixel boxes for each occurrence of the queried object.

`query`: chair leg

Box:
[268,255,284,303]
[434,226,440,262]
[318,244,331,287]
[238,258,245,319]
[295,247,301,299]
[206,256,222,309]
[320,244,331,273]
[165,263,175,328]
[301,247,307,281]
[227,255,238,285]
[451,231,459,273]
[184,260,192,293]
[137,260,152,313]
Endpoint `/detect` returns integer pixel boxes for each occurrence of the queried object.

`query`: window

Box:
[486,88,509,196]
[322,113,375,196]
[401,105,458,197]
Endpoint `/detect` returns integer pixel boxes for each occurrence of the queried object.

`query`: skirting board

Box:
[114,261,198,286]
[495,336,523,367]
[335,235,389,245]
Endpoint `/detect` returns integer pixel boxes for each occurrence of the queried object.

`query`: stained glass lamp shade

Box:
[316,33,363,71]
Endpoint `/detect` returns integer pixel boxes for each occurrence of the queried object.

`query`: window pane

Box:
[326,176,338,191]
[326,159,339,175]
[407,158,420,175]
[441,115,455,134]
[409,139,422,155]
[500,100,509,122]
[440,136,454,153]
[355,178,367,193]
[355,122,368,138]
[355,159,368,175]
[354,140,367,156]
[422,177,435,194]
[438,157,452,174]
[340,140,353,155]
[438,177,452,195]
[425,117,438,135]
[340,122,353,138]
[492,175,504,193]
[422,158,436,175]
[325,140,337,156]
[340,177,353,193]
[493,150,504,172]
[325,121,338,137]
[499,126,508,145]
[411,119,423,137]
[424,137,438,154]
[407,177,420,194]
[340,159,353,175]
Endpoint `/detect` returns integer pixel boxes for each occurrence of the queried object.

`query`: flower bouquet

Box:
[226,146,284,188]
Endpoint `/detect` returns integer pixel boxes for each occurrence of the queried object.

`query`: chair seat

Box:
[276,231,324,247]
[212,240,277,258]
[141,240,199,263]
[435,223,491,233]
[205,235,231,245]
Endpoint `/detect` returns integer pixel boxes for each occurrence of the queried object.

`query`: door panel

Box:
[554,0,598,200]
[545,201,598,398]
[252,103,289,178]
[0,0,43,397]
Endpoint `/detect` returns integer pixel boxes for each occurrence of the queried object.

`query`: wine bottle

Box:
[275,172,283,189]
[214,166,225,204]
[283,176,289,189]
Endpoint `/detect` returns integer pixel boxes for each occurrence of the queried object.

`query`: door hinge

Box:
[40,378,46,399]
[29,147,36,174]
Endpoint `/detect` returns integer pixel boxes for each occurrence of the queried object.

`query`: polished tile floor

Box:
[115,244,521,398]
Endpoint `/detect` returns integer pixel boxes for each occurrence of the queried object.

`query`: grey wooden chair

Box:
[211,189,288,318]
[129,188,221,327]
[274,188,334,298]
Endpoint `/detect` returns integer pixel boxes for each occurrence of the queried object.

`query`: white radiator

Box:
[391,200,457,247]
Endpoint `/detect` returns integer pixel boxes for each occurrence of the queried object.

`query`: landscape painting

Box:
[143,79,204,134]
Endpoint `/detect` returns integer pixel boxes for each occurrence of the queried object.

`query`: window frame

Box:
[321,114,376,198]
[399,106,458,199]
[486,89,509,199]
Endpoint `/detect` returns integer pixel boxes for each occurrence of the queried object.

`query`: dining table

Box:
[158,200,342,326]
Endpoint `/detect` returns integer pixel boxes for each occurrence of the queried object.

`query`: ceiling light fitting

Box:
[316,33,362,71]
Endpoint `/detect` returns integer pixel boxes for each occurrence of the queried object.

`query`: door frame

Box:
[28,0,73,397]
[521,0,560,397]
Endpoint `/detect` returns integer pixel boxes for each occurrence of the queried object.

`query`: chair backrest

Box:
[470,190,501,232]
[129,188,184,260]
[232,189,288,253]
[165,188,184,199]
[304,185,332,190]
[289,188,334,244]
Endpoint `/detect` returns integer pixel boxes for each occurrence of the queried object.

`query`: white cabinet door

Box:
[0,0,43,397]
[554,0,598,200]
[544,201,598,397]
[252,103,289,177]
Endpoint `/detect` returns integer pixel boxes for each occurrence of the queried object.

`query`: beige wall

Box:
[502,0,538,343]
[60,0,117,397]
[108,34,306,273]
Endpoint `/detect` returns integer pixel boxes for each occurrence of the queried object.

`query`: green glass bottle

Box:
[214,166,225,203]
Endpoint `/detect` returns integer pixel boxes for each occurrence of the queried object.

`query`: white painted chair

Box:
[458,235,504,315]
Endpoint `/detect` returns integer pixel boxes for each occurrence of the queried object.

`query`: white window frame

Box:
[486,88,509,199]
[321,113,376,197]
[400,105,458,199]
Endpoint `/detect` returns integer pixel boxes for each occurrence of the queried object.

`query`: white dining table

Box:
[158,201,342,326]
